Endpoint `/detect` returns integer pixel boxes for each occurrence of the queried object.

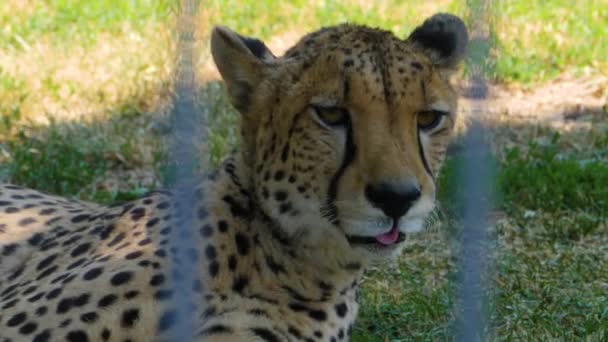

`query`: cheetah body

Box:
[0,13,467,341]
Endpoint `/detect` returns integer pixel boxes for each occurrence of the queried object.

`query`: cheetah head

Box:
[211,14,467,262]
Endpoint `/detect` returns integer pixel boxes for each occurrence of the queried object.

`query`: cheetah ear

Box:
[406,13,468,70]
[211,26,275,113]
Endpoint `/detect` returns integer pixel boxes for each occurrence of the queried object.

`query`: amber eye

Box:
[312,106,350,127]
[417,110,447,131]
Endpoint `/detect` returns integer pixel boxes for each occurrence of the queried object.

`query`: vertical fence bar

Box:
[166,0,202,340]
[457,0,494,341]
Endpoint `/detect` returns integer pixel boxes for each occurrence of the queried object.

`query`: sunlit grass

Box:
[201,0,607,83]
[0,0,175,128]
[0,0,176,48]
[495,0,608,82]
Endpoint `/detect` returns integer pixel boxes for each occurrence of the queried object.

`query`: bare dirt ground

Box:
[460,74,607,125]
[458,74,608,157]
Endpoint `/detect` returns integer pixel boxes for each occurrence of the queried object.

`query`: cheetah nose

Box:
[365,181,421,221]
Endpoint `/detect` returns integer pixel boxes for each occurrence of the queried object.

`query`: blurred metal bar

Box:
[166,0,202,340]
[457,0,493,341]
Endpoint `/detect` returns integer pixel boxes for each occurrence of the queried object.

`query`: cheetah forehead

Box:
[285,25,401,57]
[283,24,429,72]
[276,24,457,109]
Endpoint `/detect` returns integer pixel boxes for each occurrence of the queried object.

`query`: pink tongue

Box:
[375,227,399,245]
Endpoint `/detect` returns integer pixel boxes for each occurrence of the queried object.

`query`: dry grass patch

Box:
[0,23,175,125]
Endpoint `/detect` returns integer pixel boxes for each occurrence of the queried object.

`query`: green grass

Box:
[495,0,608,82]
[1,1,607,341]
[205,0,461,40]
[500,132,608,217]
[0,0,176,49]
[1,112,166,203]
[490,224,608,340]
[489,134,607,340]
[204,0,607,82]
[490,128,607,340]
[200,82,241,167]
[354,225,456,340]
[6,125,113,196]
[0,0,175,144]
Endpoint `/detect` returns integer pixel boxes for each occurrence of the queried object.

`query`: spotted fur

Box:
[0,13,467,341]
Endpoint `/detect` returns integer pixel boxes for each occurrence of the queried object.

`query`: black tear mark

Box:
[324,114,356,224]
[417,128,433,178]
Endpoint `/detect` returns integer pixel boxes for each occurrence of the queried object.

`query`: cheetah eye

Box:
[417,110,447,131]
[311,105,350,128]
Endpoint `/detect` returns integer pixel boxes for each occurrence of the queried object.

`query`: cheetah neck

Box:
[207,152,365,304]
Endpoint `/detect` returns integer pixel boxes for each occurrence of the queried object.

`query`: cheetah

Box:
[0,13,467,341]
